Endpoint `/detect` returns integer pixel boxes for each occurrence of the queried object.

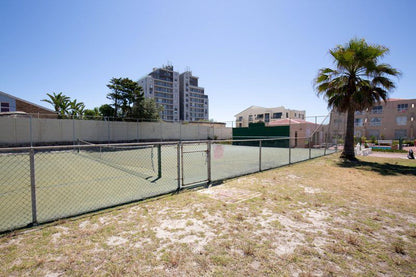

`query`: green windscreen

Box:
[232,125,290,147]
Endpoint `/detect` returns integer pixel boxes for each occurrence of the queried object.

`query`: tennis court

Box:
[0,139,335,232]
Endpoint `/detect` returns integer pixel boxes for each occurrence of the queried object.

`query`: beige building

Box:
[268,118,323,147]
[330,98,416,140]
[235,105,306,128]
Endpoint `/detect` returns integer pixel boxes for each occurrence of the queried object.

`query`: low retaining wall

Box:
[0,117,232,146]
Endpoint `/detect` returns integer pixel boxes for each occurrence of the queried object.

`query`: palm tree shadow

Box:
[336,160,416,176]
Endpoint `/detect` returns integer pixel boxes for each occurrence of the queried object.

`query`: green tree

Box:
[99,104,115,118]
[106,77,144,118]
[132,98,163,121]
[83,107,101,119]
[41,92,70,118]
[69,99,85,118]
[314,38,400,160]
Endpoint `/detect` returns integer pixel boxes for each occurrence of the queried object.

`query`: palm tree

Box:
[69,99,85,118]
[42,92,70,118]
[314,38,400,160]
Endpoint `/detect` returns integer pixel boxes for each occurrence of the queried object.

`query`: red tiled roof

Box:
[268,119,315,126]
[386,98,404,101]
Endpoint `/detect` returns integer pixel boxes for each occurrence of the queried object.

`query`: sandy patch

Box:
[299,184,322,194]
[199,187,262,204]
[106,236,128,246]
[153,217,215,253]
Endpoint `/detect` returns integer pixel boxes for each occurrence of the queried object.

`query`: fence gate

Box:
[180,142,210,187]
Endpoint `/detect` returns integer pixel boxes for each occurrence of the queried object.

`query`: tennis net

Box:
[77,140,159,179]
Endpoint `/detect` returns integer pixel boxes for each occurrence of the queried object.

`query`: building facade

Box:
[268,118,324,147]
[179,71,208,121]
[0,91,57,118]
[329,98,416,140]
[234,106,306,128]
[138,65,180,121]
[138,65,209,122]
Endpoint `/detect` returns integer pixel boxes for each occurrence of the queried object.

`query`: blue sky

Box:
[1,0,415,123]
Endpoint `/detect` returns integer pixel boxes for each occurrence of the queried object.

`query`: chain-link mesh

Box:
[181,142,208,186]
[211,140,261,181]
[0,150,32,231]
[0,134,336,233]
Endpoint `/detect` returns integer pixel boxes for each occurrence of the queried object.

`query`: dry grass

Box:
[1,153,416,276]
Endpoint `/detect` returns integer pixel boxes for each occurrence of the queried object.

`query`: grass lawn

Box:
[1,153,415,276]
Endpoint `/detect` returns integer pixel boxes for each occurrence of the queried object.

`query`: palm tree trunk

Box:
[340,107,357,160]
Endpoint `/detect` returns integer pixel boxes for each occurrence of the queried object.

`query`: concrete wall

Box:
[0,117,232,146]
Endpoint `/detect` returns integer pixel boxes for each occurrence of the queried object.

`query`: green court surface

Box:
[0,142,333,232]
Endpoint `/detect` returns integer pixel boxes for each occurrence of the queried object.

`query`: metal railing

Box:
[0,137,337,233]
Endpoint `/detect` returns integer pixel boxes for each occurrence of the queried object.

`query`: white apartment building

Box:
[179,71,209,121]
[138,65,180,121]
[235,105,306,127]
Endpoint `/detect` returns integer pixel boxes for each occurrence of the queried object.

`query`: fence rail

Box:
[0,137,337,233]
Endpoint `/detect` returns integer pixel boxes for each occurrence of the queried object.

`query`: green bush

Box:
[371,148,407,153]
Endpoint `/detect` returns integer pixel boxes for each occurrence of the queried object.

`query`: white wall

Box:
[0,117,232,146]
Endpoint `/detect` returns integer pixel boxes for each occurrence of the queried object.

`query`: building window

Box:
[272,112,282,119]
[371,106,383,114]
[1,102,10,112]
[238,116,243,121]
[248,115,253,122]
[265,113,270,123]
[355,111,364,115]
[397,104,408,112]
[286,112,288,118]
[394,129,407,139]
[256,114,264,120]
[354,118,363,127]
[367,130,380,138]
[396,116,407,126]
[369,117,381,126]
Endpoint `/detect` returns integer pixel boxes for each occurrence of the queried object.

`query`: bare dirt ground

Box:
[1,153,415,276]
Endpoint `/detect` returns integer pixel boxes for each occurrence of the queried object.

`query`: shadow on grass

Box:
[336,159,416,176]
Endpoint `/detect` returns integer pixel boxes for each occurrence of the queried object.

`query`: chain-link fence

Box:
[0,136,337,233]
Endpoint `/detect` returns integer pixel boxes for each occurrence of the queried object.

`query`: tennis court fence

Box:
[0,136,338,233]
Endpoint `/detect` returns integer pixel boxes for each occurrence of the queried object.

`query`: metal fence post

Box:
[207,141,211,184]
[157,144,162,179]
[288,138,292,164]
[308,137,311,159]
[259,140,262,172]
[30,148,37,225]
[177,142,181,191]
[181,143,184,186]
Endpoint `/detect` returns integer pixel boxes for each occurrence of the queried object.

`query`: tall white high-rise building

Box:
[139,65,209,122]
[138,65,180,121]
[179,71,209,121]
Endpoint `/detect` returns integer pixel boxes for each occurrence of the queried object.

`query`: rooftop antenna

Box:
[165,60,173,70]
